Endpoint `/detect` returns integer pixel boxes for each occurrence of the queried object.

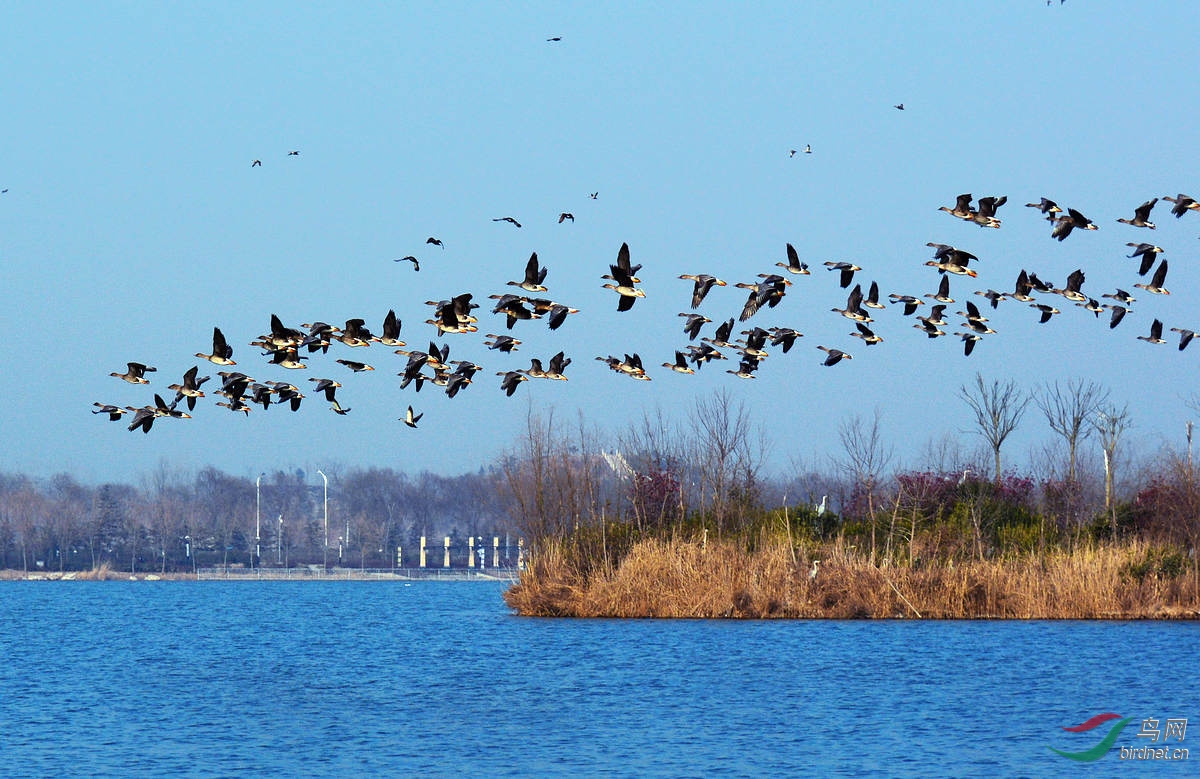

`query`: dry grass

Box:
[503,538,1200,619]
[67,563,124,580]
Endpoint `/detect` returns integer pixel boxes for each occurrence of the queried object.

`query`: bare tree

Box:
[1035,379,1108,483]
[958,374,1030,485]
[838,409,894,562]
[687,389,768,536]
[1094,402,1131,535]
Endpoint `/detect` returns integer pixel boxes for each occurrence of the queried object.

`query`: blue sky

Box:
[3,2,1199,485]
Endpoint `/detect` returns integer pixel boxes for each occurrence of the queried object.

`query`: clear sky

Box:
[3,2,1198,485]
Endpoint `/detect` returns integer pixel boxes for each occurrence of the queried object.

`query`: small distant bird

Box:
[1030,303,1061,324]
[426,237,444,249]
[1102,304,1131,329]
[485,333,521,352]
[850,321,882,345]
[196,326,236,366]
[1025,197,1062,216]
[498,370,528,396]
[402,406,423,428]
[336,359,375,373]
[509,252,549,293]
[287,150,299,156]
[1163,194,1199,219]
[558,212,574,223]
[546,36,562,41]
[92,403,129,421]
[1133,260,1170,295]
[1116,198,1157,229]
[1126,243,1164,276]
[330,399,352,415]
[817,345,852,366]
[1137,318,1166,345]
[803,144,812,154]
[493,216,522,227]
[662,350,695,375]
[1050,208,1098,241]
[679,273,727,308]
[395,255,420,271]
[894,103,904,110]
[111,362,156,384]
[251,159,262,167]
[809,560,821,582]
[1169,327,1195,351]
[308,377,342,401]
[824,261,861,288]
[954,331,984,357]
[589,192,598,199]
[777,243,810,275]
[680,312,711,340]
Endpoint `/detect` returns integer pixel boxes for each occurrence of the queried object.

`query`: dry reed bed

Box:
[502,539,1200,619]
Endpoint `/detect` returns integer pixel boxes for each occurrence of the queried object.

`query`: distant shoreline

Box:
[1,567,517,583]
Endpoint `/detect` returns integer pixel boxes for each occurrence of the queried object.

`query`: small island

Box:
[502,388,1200,619]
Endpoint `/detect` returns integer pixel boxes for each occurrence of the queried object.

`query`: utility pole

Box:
[317,469,328,571]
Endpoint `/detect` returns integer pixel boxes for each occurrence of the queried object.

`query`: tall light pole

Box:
[255,473,264,568]
[317,469,328,571]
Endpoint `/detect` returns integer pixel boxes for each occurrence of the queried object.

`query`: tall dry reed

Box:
[503,538,1200,619]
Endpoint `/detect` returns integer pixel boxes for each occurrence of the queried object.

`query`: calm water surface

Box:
[0,582,1195,777]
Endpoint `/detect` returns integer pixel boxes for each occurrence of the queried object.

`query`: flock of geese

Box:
[94,189,1200,433]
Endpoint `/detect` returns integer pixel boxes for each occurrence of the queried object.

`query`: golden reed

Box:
[503,538,1200,619]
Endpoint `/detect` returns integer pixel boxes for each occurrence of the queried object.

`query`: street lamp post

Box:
[277,514,283,565]
[317,469,328,571]
[255,473,263,568]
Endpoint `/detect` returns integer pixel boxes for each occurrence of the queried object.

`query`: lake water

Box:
[0,581,1194,777]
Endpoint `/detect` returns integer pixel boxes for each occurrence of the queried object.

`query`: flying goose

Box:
[1116,198,1157,229]
[1169,327,1195,351]
[824,261,861,288]
[196,327,236,365]
[111,362,156,384]
[1137,318,1166,345]
[308,377,342,401]
[509,252,549,293]
[1163,194,1199,218]
[817,346,852,366]
[938,193,974,221]
[679,273,727,308]
[1050,208,1098,241]
[1025,197,1062,216]
[1133,260,1170,295]
[663,350,696,374]
[679,312,711,340]
[849,322,883,345]
[167,366,210,411]
[776,243,811,275]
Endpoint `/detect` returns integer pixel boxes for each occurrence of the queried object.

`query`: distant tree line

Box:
[5,379,1199,580]
[0,465,518,574]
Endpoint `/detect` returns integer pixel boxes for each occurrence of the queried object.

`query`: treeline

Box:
[7,378,1200,588]
[0,465,518,574]
[497,383,1200,584]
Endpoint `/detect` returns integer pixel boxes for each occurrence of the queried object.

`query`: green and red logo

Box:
[1049,713,1134,762]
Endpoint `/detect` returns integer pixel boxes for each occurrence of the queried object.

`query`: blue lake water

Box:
[0,581,1195,777]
